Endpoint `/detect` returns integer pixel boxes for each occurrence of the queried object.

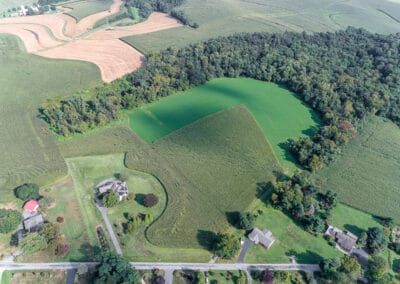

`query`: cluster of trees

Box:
[319,255,361,282]
[19,223,68,256]
[14,183,41,201]
[40,28,400,171]
[213,232,240,259]
[0,209,22,233]
[124,212,153,234]
[124,0,185,18]
[102,191,119,208]
[270,172,337,233]
[143,193,158,207]
[95,251,138,283]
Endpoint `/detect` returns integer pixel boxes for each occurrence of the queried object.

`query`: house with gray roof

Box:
[95,179,128,201]
[248,227,275,249]
[23,213,44,232]
[325,225,358,254]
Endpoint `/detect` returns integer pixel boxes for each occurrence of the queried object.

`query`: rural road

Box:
[94,192,123,255]
[0,262,320,283]
[238,240,253,263]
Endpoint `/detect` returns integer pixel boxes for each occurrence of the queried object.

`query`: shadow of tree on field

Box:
[226,211,239,228]
[135,193,146,206]
[293,250,323,264]
[197,230,218,252]
[344,224,364,236]
[69,242,100,262]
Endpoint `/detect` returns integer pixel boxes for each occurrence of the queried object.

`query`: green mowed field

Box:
[0,34,100,203]
[316,116,400,223]
[129,78,320,170]
[143,106,280,247]
[64,0,113,21]
[244,207,341,264]
[123,0,400,52]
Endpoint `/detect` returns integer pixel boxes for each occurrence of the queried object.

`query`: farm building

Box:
[23,199,39,212]
[95,179,128,201]
[23,213,44,232]
[248,227,275,249]
[325,225,358,254]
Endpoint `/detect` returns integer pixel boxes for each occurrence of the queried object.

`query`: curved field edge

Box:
[141,106,280,247]
[316,116,400,223]
[128,78,320,171]
[0,34,100,202]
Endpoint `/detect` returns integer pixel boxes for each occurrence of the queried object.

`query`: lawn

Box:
[1,270,67,284]
[316,116,400,224]
[0,34,100,203]
[64,0,113,21]
[244,207,341,264]
[123,0,400,52]
[129,78,320,170]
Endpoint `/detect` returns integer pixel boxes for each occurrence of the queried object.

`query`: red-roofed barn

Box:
[23,199,39,212]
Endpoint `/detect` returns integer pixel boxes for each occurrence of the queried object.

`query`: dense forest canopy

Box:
[125,0,185,18]
[40,28,400,171]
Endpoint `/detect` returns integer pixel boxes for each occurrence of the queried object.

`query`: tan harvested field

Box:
[0,14,71,41]
[0,24,61,52]
[0,0,182,82]
[38,39,145,82]
[87,12,182,39]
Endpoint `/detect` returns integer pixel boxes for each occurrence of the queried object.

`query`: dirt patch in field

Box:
[87,12,182,40]
[38,39,145,82]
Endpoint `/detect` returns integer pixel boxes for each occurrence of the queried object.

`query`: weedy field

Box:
[123,0,400,52]
[316,116,400,223]
[129,78,320,170]
[144,106,280,247]
[0,34,100,202]
[63,0,113,21]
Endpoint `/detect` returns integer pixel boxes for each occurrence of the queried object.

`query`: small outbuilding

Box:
[248,227,275,249]
[325,225,358,254]
[23,199,39,212]
[23,213,44,232]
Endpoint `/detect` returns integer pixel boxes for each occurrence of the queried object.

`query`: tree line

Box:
[40,28,400,171]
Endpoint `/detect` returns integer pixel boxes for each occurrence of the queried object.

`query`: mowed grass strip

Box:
[129,78,320,169]
[123,0,400,52]
[64,0,113,21]
[0,34,100,202]
[144,106,280,247]
[316,116,400,223]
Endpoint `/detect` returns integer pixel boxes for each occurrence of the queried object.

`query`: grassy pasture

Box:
[316,116,400,223]
[142,106,280,248]
[123,0,400,52]
[244,207,341,264]
[0,34,100,203]
[64,0,113,21]
[129,78,320,170]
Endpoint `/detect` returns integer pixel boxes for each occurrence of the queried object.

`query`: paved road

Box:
[94,192,123,255]
[164,269,173,284]
[66,268,77,284]
[238,240,253,263]
[0,262,320,272]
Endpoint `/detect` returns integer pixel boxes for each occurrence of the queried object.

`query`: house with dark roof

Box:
[23,213,44,232]
[95,179,128,201]
[325,225,358,254]
[248,227,275,249]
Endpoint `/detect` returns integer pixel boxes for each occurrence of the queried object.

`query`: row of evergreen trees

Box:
[40,28,400,171]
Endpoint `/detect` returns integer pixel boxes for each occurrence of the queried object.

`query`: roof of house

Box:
[23,199,39,212]
[95,179,128,195]
[325,225,358,253]
[23,214,44,231]
[248,227,275,248]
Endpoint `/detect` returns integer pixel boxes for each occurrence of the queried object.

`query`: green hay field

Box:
[123,0,400,52]
[143,106,280,247]
[64,0,113,21]
[0,34,100,203]
[316,116,400,223]
[129,78,320,170]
